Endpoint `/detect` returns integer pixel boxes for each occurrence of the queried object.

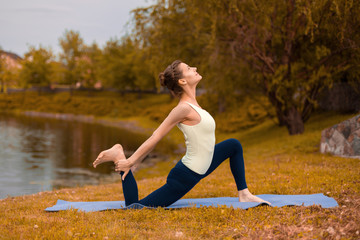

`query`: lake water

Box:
[0,112,174,199]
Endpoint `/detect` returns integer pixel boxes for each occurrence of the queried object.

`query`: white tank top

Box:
[176,102,216,174]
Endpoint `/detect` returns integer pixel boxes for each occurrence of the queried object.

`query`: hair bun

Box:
[158,60,183,97]
[159,72,166,87]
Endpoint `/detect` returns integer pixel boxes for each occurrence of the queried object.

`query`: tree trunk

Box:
[267,91,287,126]
[301,98,315,123]
[284,106,304,135]
[275,107,287,126]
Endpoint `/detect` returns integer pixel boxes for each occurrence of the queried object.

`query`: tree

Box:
[99,36,158,95]
[190,0,360,134]
[77,42,102,88]
[130,0,260,110]
[99,37,136,90]
[120,0,360,134]
[130,0,208,95]
[59,30,85,92]
[131,46,158,94]
[49,61,66,87]
[19,46,53,92]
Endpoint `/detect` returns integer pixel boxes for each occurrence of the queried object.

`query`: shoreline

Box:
[18,110,154,135]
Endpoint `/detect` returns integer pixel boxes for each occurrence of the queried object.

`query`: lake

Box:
[0,112,176,199]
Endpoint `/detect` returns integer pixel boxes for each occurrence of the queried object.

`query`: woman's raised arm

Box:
[116,103,191,179]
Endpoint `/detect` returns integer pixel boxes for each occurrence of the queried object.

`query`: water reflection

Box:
[0,112,172,199]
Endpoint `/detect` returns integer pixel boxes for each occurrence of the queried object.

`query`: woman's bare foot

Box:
[238,188,271,205]
[93,144,125,168]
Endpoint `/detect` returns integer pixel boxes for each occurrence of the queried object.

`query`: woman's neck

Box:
[180,86,197,104]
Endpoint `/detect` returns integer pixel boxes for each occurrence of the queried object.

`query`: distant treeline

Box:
[0,0,359,135]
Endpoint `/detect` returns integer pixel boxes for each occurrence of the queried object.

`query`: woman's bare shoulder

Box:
[168,102,192,119]
[176,101,192,110]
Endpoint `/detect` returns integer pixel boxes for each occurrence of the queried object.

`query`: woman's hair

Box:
[159,60,184,97]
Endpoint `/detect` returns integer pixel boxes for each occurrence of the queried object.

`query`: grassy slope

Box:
[0,93,359,239]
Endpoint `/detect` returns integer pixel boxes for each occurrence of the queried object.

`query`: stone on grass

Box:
[320,114,360,158]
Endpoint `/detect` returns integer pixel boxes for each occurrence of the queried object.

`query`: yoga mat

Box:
[45,193,338,212]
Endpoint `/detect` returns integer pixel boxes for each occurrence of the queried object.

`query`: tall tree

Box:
[126,0,360,134]
[190,0,360,134]
[59,30,84,91]
[130,0,262,110]
[130,0,208,94]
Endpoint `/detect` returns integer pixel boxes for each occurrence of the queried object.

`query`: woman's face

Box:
[178,62,202,86]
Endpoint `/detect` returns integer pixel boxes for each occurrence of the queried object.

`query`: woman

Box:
[93,60,270,207]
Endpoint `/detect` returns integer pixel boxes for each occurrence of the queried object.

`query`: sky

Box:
[0,0,155,57]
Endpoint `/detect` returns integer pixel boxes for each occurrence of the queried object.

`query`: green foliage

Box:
[130,0,209,90]
[97,36,156,92]
[49,61,66,86]
[77,42,102,88]
[127,0,360,134]
[100,38,136,90]
[19,46,54,88]
[232,0,357,134]
[7,0,359,135]
[58,30,85,86]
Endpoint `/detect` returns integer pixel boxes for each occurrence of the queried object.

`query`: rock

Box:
[320,114,360,158]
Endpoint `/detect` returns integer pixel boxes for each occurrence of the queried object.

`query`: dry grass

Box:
[0,93,359,239]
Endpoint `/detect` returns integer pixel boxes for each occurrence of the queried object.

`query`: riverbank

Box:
[0,91,273,134]
[0,91,175,135]
[1,92,359,239]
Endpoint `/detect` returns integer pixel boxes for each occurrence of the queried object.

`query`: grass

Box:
[0,92,359,239]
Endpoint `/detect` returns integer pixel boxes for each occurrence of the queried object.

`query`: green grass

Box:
[0,92,359,239]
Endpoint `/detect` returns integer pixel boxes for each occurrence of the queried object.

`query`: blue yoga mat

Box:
[45,193,338,212]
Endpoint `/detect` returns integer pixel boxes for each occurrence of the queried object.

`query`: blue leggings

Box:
[120,138,248,207]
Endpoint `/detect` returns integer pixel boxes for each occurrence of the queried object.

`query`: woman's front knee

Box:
[227,138,243,153]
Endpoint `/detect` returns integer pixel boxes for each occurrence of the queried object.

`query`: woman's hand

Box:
[115,159,133,180]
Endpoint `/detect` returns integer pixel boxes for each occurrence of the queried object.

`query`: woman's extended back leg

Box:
[121,160,202,207]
